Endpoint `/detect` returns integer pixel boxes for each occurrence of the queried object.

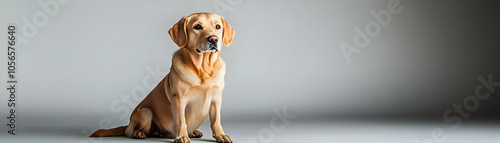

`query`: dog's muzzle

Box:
[207,35,219,52]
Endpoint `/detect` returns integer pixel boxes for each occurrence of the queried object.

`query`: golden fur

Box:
[90,12,235,143]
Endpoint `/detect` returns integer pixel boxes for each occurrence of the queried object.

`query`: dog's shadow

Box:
[147,137,217,143]
[189,138,218,143]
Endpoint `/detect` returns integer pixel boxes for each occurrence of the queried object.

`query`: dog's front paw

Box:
[174,136,191,143]
[214,134,233,143]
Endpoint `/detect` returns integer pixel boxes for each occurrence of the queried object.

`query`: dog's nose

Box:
[207,35,218,43]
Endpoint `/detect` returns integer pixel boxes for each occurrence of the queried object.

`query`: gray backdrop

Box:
[1,0,499,139]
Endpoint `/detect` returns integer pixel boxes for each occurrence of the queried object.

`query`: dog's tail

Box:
[89,126,127,137]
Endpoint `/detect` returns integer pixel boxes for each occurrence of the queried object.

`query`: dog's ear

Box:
[169,16,190,48]
[221,17,235,47]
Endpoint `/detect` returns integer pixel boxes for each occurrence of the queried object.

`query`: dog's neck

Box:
[184,48,220,78]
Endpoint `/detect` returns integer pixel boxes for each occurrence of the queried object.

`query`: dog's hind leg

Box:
[125,106,153,139]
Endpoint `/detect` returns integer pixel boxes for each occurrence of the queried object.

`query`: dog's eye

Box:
[194,24,203,30]
[215,25,221,30]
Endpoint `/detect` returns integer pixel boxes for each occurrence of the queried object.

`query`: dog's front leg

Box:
[172,95,190,143]
[210,94,233,143]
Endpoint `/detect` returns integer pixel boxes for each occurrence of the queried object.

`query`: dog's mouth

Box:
[195,48,218,54]
[195,46,219,54]
[207,42,219,52]
[209,46,219,52]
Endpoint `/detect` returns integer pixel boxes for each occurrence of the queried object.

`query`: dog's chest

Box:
[184,85,221,132]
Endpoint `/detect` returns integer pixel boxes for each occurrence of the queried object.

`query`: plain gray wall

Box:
[1,0,499,130]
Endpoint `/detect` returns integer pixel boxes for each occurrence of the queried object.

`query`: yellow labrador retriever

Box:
[90,12,235,143]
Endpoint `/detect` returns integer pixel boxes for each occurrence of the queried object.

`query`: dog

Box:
[90,12,235,143]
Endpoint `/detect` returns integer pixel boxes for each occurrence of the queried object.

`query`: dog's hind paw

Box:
[132,130,146,139]
[189,130,203,138]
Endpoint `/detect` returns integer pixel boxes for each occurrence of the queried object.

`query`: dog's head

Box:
[169,13,235,54]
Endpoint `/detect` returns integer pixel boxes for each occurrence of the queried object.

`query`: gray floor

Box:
[1,120,499,143]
